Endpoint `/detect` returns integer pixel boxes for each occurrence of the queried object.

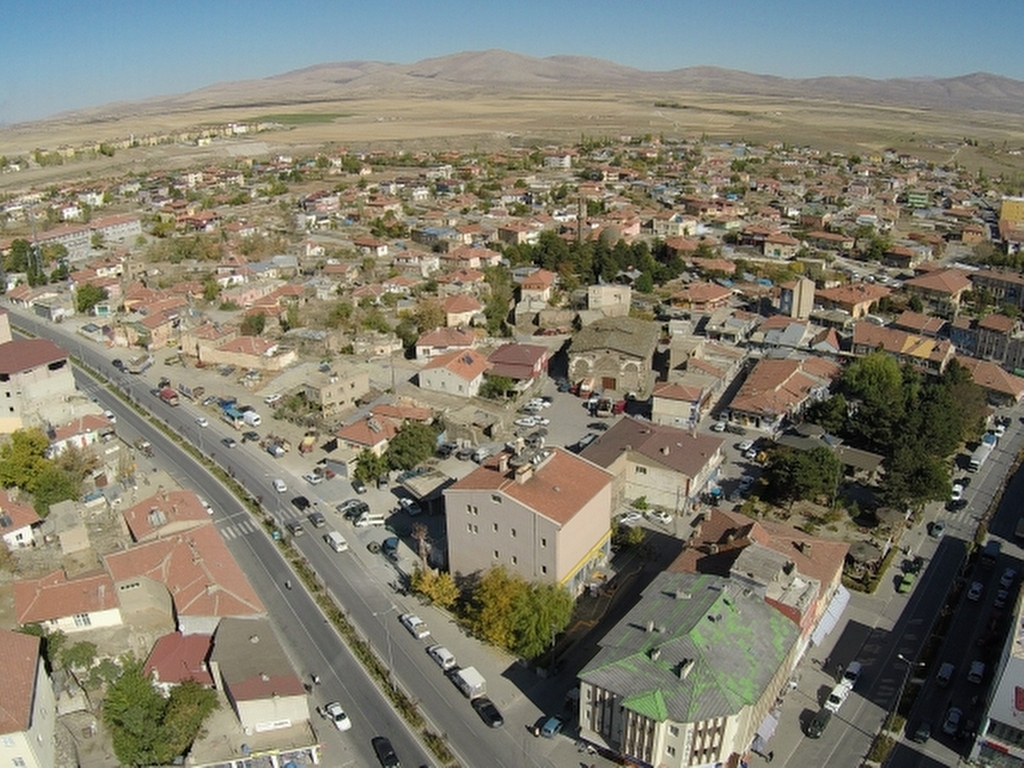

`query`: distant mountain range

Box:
[32,49,1024,124]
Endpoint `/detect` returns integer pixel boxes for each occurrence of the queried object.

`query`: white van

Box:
[324,530,349,552]
[354,511,386,528]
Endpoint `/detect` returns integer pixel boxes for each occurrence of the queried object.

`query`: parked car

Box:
[304,472,324,485]
[951,482,964,502]
[427,645,457,671]
[436,442,457,458]
[968,581,984,601]
[291,496,311,512]
[712,420,727,432]
[929,520,946,538]
[396,497,422,516]
[910,719,932,743]
[455,445,475,461]
[725,423,747,436]
[942,706,963,736]
[323,701,351,731]
[1000,568,1017,589]
[540,716,563,738]
[352,477,367,494]
[646,509,672,525]
[112,358,124,371]
[897,573,916,593]
[242,430,260,442]
[738,439,755,453]
[338,500,369,520]
[272,478,287,493]
[472,696,505,728]
[399,613,430,639]
[824,683,849,713]
[842,661,862,689]
[619,511,643,526]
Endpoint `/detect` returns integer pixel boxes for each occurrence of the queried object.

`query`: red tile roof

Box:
[422,348,491,381]
[144,631,214,686]
[122,490,211,541]
[0,338,67,375]
[0,629,41,733]
[0,488,42,533]
[104,525,264,620]
[15,570,119,625]
[449,448,612,526]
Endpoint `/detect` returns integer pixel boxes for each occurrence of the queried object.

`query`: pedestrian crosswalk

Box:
[217,518,260,540]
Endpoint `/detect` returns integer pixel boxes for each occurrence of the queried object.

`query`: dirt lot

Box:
[3,89,1024,193]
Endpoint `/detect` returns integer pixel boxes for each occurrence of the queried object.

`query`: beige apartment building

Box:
[302,367,371,417]
[444,448,614,595]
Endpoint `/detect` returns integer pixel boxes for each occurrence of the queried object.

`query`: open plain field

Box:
[4,51,1024,190]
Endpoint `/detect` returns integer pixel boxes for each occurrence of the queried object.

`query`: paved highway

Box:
[14,307,570,768]
[14,311,433,768]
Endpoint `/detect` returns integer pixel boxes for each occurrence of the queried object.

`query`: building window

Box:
[14,758,26,767]
[472,524,478,533]
[541,565,547,574]
[493,550,499,559]
[73,613,91,627]
[511,555,518,565]
[510,528,516,537]
[541,537,547,547]
[666,746,676,757]
[467,523,473,532]
[635,466,647,475]
[669,725,679,736]
[493,523,499,532]
[491,494,502,503]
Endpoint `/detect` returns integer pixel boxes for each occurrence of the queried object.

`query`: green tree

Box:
[326,301,354,329]
[202,279,221,302]
[61,640,97,673]
[354,449,388,483]
[160,680,219,760]
[804,394,848,435]
[763,446,841,504]
[31,464,80,514]
[466,566,526,650]
[75,283,109,314]
[839,352,907,452]
[510,583,573,659]
[0,428,50,489]
[410,568,460,608]
[412,299,445,333]
[907,294,924,313]
[102,657,217,767]
[239,312,266,336]
[479,375,515,400]
[880,447,949,508]
[385,422,439,471]
[102,657,167,766]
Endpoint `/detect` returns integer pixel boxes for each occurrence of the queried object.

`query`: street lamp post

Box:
[890,653,925,734]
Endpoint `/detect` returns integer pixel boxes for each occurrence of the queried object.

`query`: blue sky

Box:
[2,0,1021,125]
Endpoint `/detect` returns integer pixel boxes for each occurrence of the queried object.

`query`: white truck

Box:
[451,666,486,699]
[243,410,262,427]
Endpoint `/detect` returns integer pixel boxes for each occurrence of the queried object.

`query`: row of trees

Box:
[411,565,573,660]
